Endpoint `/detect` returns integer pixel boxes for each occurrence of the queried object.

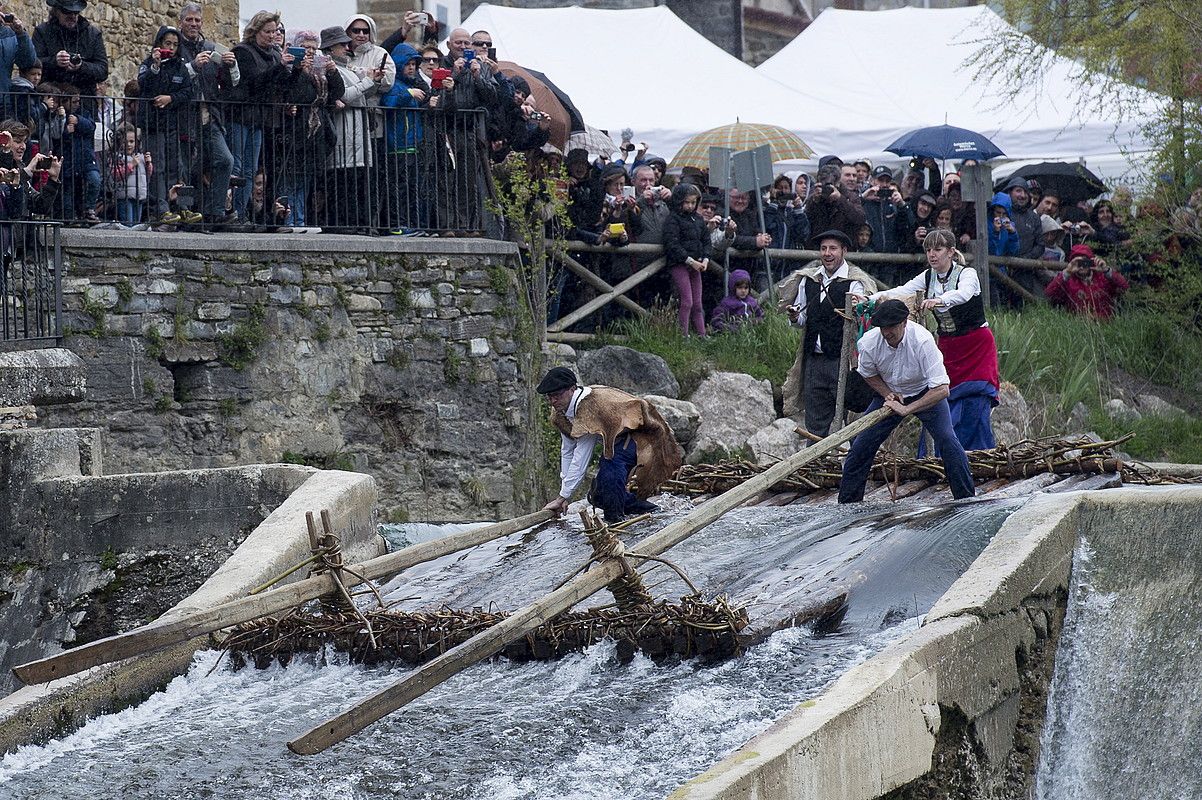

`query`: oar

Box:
[287,407,892,755]
[13,510,556,686]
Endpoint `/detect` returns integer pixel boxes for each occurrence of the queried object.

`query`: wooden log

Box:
[12,510,557,687]
[287,406,894,755]
[546,331,628,345]
[547,257,666,333]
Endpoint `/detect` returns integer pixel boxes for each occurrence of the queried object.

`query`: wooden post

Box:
[551,251,648,319]
[831,294,856,434]
[287,407,894,756]
[961,164,993,309]
[12,510,558,687]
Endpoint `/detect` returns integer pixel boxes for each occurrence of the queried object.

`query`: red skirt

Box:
[938,325,999,389]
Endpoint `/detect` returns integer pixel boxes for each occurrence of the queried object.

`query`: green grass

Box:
[600,307,798,397]
[1088,412,1202,463]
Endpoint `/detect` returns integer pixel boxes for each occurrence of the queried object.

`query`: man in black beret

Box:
[537,367,681,522]
[774,229,878,436]
[837,299,975,503]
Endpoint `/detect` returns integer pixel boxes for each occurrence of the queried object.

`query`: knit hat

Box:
[1039,214,1062,234]
[1068,244,1095,262]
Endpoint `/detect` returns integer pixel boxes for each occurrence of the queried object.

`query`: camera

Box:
[157,48,174,59]
[415,11,430,25]
[462,48,475,61]
[908,157,919,171]
[1071,224,1082,234]
[2,13,15,23]
[1079,257,1094,269]
[69,53,82,66]
[819,183,835,197]
[528,111,549,121]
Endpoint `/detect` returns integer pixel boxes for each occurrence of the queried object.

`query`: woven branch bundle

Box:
[663,435,1200,496]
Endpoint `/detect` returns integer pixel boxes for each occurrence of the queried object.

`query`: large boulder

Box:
[1104,398,1142,426]
[644,395,701,447]
[687,372,775,462]
[992,381,1032,445]
[1136,393,1186,418]
[577,346,679,398]
[747,419,802,465]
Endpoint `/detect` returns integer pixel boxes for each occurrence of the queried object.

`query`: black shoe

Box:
[603,511,625,525]
[626,498,659,514]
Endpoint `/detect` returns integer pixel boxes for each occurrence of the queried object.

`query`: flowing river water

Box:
[0,496,1020,800]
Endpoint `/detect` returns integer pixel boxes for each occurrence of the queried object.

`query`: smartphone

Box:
[431,67,451,89]
[0,131,10,147]
[607,222,626,236]
[286,46,306,60]
[487,47,497,61]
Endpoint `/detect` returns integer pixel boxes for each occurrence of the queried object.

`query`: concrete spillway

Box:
[0,497,1018,799]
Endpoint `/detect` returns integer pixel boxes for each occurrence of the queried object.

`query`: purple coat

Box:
[710,269,764,332]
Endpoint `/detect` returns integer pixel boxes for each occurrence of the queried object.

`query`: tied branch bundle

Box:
[664,435,1202,496]
[222,596,751,669]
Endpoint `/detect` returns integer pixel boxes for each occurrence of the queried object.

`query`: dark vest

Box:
[925,265,986,337]
[802,273,853,357]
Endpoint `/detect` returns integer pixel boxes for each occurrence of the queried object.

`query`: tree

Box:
[969,0,1202,196]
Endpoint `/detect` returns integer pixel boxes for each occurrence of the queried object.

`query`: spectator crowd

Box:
[0,0,556,233]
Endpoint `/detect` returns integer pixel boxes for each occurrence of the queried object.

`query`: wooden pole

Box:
[552,251,648,319]
[961,163,993,309]
[831,294,856,433]
[12,510,557,687]
[547,257,666,333]
[287,406,893,755]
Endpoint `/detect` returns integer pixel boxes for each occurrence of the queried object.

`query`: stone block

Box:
[196,302,232,321]
[347,294,383,312]
[0,349,87,407]
[747,418,802,464]
[469,338,490,357]
[412,288,436,309]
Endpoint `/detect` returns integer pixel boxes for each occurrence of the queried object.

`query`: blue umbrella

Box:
[885,124,1005,161]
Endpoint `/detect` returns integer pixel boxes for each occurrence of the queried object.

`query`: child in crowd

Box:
[854,223,873,252]
[987,192,1019,256]
[30,82,64,160]
[8,60,42,131]
[109,124,151,224]
[710,269,764,333]
[661,182,710,336]
[52,87,101,222]
[1036,214,1066,261]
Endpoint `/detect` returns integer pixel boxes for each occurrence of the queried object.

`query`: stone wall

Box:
[37,231,548,522]
[10,0,240,89]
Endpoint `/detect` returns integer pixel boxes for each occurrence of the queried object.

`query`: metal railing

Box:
[1,91,488,233]
[0,221,61,348]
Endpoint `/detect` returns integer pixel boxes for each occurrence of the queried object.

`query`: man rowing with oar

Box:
[537,367,681,523]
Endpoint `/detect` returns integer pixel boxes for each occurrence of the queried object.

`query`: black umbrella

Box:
[996,162,1108,203]
[522,67,585,134]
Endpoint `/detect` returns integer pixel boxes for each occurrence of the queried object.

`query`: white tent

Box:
[457,3,899,161]
[757,5,1162,184]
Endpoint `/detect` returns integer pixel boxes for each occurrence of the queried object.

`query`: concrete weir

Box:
[671,485,1202,800]
[0,426,384,754]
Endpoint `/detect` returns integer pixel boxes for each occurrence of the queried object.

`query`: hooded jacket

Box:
[710,269,764,332]
[987,192,1020,257]
[33,14,108,98]
[1003,177,1043,259]
[661,184,710,266]
[137,27,194,135]
[343,14,396,140]
[0,23,36,99]
[380,43,423,152]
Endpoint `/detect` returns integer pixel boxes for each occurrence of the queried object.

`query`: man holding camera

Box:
[805,163,867,245]
[1044,244,1128,320]
[861,165,913,268]
[33,0,108,114]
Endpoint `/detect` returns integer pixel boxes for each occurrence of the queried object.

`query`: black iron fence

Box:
[0,91,489,234]
[0,221,61,348]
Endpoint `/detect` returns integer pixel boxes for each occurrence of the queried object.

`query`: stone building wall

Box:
[36,232,550,523]
[9,0,240,90]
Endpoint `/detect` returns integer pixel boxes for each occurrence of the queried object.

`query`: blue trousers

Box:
[591,435,639,521]
[838,392,976,503]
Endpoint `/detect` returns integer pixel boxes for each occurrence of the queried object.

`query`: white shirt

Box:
[792,261,865,353]
[558,387,601,500]
[857,321,949,398]
[874,264,982,311]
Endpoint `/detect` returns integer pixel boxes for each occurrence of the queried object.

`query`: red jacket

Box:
[1044,268,1129,320]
